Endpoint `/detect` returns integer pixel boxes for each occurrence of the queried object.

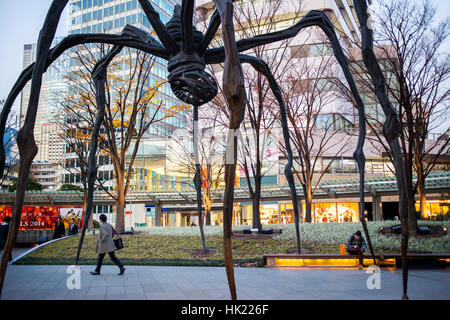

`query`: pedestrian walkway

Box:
[1,265,449,300]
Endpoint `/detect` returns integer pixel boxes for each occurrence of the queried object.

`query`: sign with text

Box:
[0,205,84,230]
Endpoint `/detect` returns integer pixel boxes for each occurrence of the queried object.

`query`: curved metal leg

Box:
[353,0,410,299]
[311,11,376,267]
[75,45,123,265]
[213,0,247,300]
[0,64,34,180]
[181,0,195,53]
[197,10,221,55]
[207,9,377,262]
[137,0,178,53]
[0,0,69,296]
[239,54,302,253]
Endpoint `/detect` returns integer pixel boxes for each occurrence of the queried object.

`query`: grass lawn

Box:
[14,221,449,267]
[15,234,340,267]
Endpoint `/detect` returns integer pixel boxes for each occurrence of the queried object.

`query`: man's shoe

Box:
[118,267,126,275]
[90,271,100,275]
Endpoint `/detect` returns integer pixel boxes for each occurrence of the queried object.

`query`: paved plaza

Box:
[1,264,449,300]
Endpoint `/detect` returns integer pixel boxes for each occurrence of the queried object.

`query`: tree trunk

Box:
[407,195,418,233]
[115,171,125,234]
[303,184,313,223]
[406,181,418,233]
[252,175,263,231]
[418,173,427,220]
[205,184,211,226]
[251,197,261,230]
[205,206,211,226]
[82,191,93,230]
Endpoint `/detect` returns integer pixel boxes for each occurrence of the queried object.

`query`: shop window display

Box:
[280,203,294,224]
[260,204,279,224]
[314,203,337,223]
[337,202,359,222]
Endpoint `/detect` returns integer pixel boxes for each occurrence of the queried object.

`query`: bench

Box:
[243,228,274,234]
[263,253,450,268]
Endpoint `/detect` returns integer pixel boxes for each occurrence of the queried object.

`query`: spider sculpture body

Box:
[0,0,409,300]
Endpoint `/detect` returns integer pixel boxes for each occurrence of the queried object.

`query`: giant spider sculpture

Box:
[0,0,410,300]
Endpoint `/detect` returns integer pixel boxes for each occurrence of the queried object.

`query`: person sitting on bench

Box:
[347,230,366,267]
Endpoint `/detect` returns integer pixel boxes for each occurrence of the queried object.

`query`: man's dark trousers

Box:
[95,251,123,272]
[347,247,364,265]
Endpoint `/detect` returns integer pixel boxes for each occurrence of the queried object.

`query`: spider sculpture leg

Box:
[354,0,410,300]
[138,0,178,53]
[75,45,123,265]
[181,0,195,53]
[205,9,376,265]
[197,10,221,55]
[213,0,247,301]
[192,104,208,253]
[0,26,168,296]
[309,11,376,266]
[238,54,303,253]
[0,0,69,296]
[0,65,33,180]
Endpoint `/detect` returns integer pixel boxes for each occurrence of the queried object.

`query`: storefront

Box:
[241,202,280,225]
[415,200,450,219]
[151,206,226,227]
[133,198,449,227]
[312,202,359,223]
[241,201,360,225]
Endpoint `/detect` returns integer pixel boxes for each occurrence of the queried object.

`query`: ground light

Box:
[273,257,396,267]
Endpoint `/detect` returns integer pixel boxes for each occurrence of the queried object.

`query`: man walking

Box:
[90,214,125,276]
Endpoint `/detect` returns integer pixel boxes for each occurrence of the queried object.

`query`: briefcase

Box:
[112,226,124,250]
[114,237,124,250]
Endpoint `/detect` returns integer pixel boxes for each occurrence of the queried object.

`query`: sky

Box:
[0,0,449,116]
[0,0,69,114]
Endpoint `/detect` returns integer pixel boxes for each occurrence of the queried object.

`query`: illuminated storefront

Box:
[313,202,359,223]
[415,200,450,219]
[241,201,360,225]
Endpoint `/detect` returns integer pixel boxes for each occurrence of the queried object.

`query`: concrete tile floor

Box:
[1,265,449,300]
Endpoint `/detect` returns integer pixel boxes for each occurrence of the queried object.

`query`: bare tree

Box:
[167,107,225,253]
[60,44,173,233]
[277,39,353,223]
[53,108,114,228]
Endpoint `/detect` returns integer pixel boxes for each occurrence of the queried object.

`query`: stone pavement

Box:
[1,265,449,300]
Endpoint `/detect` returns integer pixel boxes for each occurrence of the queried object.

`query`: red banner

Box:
[0,205,84,230]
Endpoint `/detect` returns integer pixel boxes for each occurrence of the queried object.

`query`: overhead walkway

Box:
[0,171,448,207]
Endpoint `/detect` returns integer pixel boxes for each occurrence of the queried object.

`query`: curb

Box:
[9,235,78,265]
